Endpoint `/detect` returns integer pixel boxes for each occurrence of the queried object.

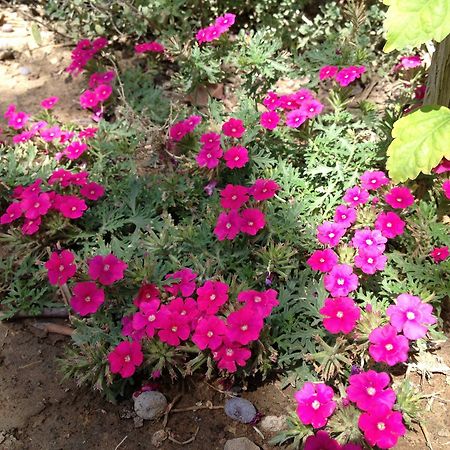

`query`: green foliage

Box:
[386,106,450,182]
[383,0,450,52]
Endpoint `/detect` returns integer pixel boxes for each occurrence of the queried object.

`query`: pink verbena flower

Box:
[324,264,359,297]
[285,109,307,128]
[293,89,313,104]
[200,132,221,149]
[214,210,242,240]
[226,306,264,345]
[385,186,414,209]
[220,184,249,209]
[214,338,251,372]
[263,91,281,111]
[165,268,197,297]
[108,341,143,378]
[56,195,87,218]
[134,283,160,307]
[354,248,387,275]
[335,66,365,87]
[4,103,16,119]
[307,249,339,273]
[343,186,370,207]
[78,127,98,139]
[222,118,245,138]
[40,126,62,142]
[184,115,202,132]
[45,250,77,285]
[240,208,265,235]
[375,212,405,239]
[320,297,360,334]
[386,294,436,340]
[8,111,29,130]
[70,281,105,316]
[400,55,422,69]
[21,193,51,220]
[157,308,191,346]
[317,221,346,247]
[132,299,160,338]
[352,228,387,252]
[368,324,409,366]
[279,94,298,110]
[319,65,339,80]
[196,280,229,314]
[334,205,357,228]
[358,405,406,449]
[22,217,41,235]
[250,179,280,201]
[224,146,249,169]
[237,289,279,318]
[80,182,105,200]
[304,431,340,450]
[64,141,88,160]
[89,71,115,89]
[294,382,336,428]
[430,246,449,263]
[88,254,128,285]
[167,296,198,325]
[134,41,165,53]
[300,99,324,118]
[196,145,223,169]
[215,13,236,31]
[79,90,99,109]
[443,179,450,199]
[260,111,280,130]
[70,171,89,186]
[121,315,146,341]
[347,370,396,411]
[360,170,389,190]
[0,202,22,224]
[169,120,189,142]
[433,158,450,174]
[41,96,59,109]
[13,131,33,144]
[192,316,227,350]
[95,84,112,102]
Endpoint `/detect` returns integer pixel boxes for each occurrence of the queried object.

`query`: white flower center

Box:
[210,294,216,301]
[397,198,402,203]
[241,325,248,331]
[341,214,347,219]
[124,355,131,362]
[226,223,232,229]
[85,296,91,302]
[337,278,345,286]
[367,387,376,396]
[254,296,262,303]
[366,239,373,245]
[367,258,374,264]
[336,311,344,318]
[377,422,386,431]
[226,348,234,357]
[34,202,40,208]
[353,196,359,201]
[171,326,178,332]
[234,156,240,161]
[329,232,335,238]
[207,331,213,337]
[385,343,394,351]
[148,314,155,322]
[248,221,254,226]
[311,400,321,410]
[206,153,212,159]
[386,223,392,228]
[406,311,415,320]
[319,258,325,263]
[231,195,237,200]
[104,264,110,271]
[59,265,65,272]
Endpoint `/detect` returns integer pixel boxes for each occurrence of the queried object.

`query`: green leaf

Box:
[31,23,42,46]
[386,106,450,182]
[383,0,450,52]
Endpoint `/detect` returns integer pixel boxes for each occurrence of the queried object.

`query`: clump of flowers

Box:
[195,13,235,44]
[319,65,366,87]
[169,114,202,143]
[66,37,108,76]
[134,41,165,54]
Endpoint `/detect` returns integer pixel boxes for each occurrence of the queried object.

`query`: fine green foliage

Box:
[383,0,450,52]
[386,106,450,182]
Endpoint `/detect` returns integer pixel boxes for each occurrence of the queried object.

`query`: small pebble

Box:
[224,397,257,424]
[133,390,167,420]
[1,23,14,33]
[260,415,286,432]
[224,437,259,450]
[18,66,31,76]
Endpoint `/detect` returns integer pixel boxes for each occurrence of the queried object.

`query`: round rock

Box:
[224,397,257,424]
[133,391,167,420]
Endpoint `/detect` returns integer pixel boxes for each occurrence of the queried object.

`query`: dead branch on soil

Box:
[0,308,69,321]
[32,322,74,336]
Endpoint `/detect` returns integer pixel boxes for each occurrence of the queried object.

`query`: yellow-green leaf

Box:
[383,0,450,52]
[31,23,42,46]
[386,106,450,182]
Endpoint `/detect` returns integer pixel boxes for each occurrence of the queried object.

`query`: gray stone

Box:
[224,437,259,450]
[133,391,167,420]
[224,397,257,424]
[259,415,286,432]
[18,66,31,76]
[1,24,13,33]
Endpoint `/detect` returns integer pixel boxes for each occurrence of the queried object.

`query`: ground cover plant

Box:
[1,0,449,448]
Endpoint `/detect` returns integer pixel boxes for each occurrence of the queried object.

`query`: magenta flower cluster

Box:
[319,65,366,87]
[169,115,202,142]
[66,37,108,76]
[1,169,104,235]
[195,13,236,44]
[134,41,165,54]
[260,88,324,130]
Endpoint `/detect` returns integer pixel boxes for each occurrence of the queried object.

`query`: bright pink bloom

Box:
[134,41,165,53]
[13,131,33,144]
[133,283,160,307]
[237,289,279,318]
[347,370,396,411]
[79,90,99,109]
[285,109,307,128]
[226,306,264,345]
[64,141,88,160]
[320,297,360,334]
[214,210,242,240]
[224,146,249,169]
[334,205,357,228]
[200,132,221,149]
[307,249,339,272]
[260,111,280,130]
[70,171,89,186]
[214,338,252,372]
[335,66,365,87]
[294,382,336,428]
[222,118,245,138]
[132,299,161,338]
[400,55,422,69]
[293,89,313,104]
[78,127,98,139]
[57,195,87,218]
[196,145,223,169]
[165,268,197,297]
[196,280,229,314]
[352,228,387,252]
[80,182,105,200]
[59,130,76,143]
[48,169,73,187]
[70,281,105,316]
[88,254,128,285]
[220,184,249,209]
[433,158,450,174]
[157,308,190,346]
[304,431,340,450]
[263,91,281,111]
[169,120,189,142]
[354,248,387,275]
[21,193,51,219]
[386,293,436,340]
[443,179,450,199]
[8,111,29,130]
[95,84,112,102]
[250,179,280,201]
[343,186,369,206]
[89,71,115,88]
[360,170,389,190]
[40,126,62,142]
[300,99,324,118]
[108,341,143,378]
[430,246,449,263]
[167,297,198,324]
[0,202,22,224]
[41,96,59,109]
[192,316,227,350]
[215,13,236,31]
[368,325,409,366]
[184,115,202,132]
[4,103,16,119]
[121,315,146,341]
[375,212,405,239]
[240,208,265,235]
[279,94,298,110]
[316,221,346,247]
[22,217,41,235]
[358,405,406,449]
[385,186,414,209]
[45,250,77,285]
[319,65,339,80]
[324,264,359,297]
